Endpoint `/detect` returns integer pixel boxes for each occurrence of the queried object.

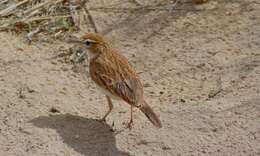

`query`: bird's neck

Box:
[88,44,110,60]
[88,51,99,60]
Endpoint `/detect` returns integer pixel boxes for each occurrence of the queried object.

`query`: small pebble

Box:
[49,107,60,113]
[143,83,151,87]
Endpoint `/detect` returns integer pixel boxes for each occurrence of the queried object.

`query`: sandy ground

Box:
[0,0,260,156]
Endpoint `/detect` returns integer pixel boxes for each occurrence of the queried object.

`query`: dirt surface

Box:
[0,0,260,156]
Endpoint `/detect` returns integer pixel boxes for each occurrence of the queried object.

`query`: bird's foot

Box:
[96,118,117,132]
[123,119,133,130]
[97,118,107,124]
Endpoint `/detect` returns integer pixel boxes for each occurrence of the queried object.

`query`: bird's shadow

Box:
[30,114,131,156]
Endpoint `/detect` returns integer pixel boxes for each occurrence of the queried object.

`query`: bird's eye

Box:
[84,41,91,46]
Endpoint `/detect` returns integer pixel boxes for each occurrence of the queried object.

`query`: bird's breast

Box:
[94,82,122,100]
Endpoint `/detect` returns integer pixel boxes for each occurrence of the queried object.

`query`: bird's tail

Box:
[139,101,162,128]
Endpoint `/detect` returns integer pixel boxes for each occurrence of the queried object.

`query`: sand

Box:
[0,0,259,155]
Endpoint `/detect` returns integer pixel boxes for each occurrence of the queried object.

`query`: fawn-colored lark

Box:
[68,33,162,129]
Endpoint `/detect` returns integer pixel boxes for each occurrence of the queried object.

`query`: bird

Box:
[67,33,162,129]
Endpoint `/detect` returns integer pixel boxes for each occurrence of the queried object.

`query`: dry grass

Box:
[0,0,88,41]
[0,0,184,37]
[0,0,207,42]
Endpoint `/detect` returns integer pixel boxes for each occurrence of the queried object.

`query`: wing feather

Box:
[90,51,143,107]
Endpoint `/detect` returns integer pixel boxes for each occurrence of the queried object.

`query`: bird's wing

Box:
[89,53,143,107]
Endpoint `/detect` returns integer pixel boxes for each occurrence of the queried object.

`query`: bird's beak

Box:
[66,36,83,44]
[66,36,87,63]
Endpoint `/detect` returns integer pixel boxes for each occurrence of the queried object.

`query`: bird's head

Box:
[67,33,109,62]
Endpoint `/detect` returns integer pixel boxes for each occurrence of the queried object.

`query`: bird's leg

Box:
[127,105,134,129]
[100,96,113,122]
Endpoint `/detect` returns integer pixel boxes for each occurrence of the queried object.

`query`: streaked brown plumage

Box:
[68,33,162,129]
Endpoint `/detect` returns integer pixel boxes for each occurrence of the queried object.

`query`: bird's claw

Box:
[97,118,106,124]
[123,120,133,130]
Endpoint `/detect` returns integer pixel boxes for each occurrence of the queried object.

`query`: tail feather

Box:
[140,101,162,128]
